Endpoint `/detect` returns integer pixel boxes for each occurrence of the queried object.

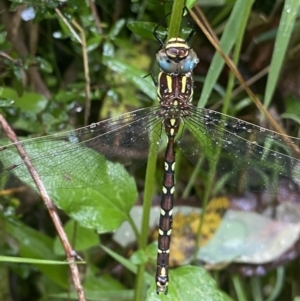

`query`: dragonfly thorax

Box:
[157,73,194,109]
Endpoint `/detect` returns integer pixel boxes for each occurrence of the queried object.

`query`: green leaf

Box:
[1,87,47,113]
[264,0,300,107]
[130,249,148,265]
[0,256,74,265]
[108,19,126,39]
[35,56,53,73]
[281,96,300,125]
[1,140,137,234]
[102,57,156,100]
[4,215,69,288]
[127,21,160,40]
[146,266,232,300]
[0,87,48,132]
[0,98,15,107]
[54,289,134,300]
[53,219,99,255]
[53,265,130,299]
[197,0,226,6]
[12,77,24,97]
[186,0,197,9]
[83,273,126,292]
[51,172,137,233]
[0,30,7,44]
[198,0,254,108]
[87,35,103,52]
[100,245,138,276]
[281,113,300,124]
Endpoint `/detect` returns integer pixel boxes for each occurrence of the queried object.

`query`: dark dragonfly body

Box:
[155,37,199,294]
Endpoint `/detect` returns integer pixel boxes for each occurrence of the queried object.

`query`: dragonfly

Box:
[1,17,300,296]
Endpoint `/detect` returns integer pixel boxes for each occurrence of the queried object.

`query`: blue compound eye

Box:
[156,48,199,75]
[156,51,179,74]
[177,54,199,74]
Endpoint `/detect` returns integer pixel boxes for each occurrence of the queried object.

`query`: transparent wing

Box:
[179,107,300,194]
[0,107,163,190]
[2,104,300,195]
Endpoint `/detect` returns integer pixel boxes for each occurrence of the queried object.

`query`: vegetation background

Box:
[0,0,300,300]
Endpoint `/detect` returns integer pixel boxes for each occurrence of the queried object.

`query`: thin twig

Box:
[0,114,86,301]
[55,8,82,44]
[232,66,270,97]
[88,0,103,34]
[54,8,91,125]
[0,52,18,62]
[208,65,270,111]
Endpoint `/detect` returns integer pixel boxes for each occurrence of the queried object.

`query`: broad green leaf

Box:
[4,215,69,288]
[1,87,47,113]
[146,266,232,301]
[0,98,14,107]
[1,140,137,234]
[4,141,137,233]
[130,249,148,265]
[102,57,156,100]
[127,21,193,41]
[53,219,99,255]
[84,273,126,291]
[35,56,53,73]
[127,21,161,40]
[87,35,103,52]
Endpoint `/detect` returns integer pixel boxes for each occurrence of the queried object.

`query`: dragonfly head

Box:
[156,37,199,75]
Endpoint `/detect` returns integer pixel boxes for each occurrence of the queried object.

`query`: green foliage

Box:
[3,212,69,289]
[145,266,230,301]
[1,0,300,300]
